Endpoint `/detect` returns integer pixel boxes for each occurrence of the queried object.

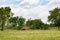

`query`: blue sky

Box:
[39,0,49,5]
[0,0,60,23]
[0,0,49,6]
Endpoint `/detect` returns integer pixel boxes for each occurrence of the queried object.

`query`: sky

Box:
[0,0,60,23]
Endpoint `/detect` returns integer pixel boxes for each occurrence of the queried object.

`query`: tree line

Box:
[0,7,60,31]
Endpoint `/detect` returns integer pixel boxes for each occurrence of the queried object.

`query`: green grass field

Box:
[0,30,60,40]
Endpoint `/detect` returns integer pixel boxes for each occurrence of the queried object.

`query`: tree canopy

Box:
[0,7,13,31]
[26,19,47,29]
[48,7,60,26]
[9,16,25,30]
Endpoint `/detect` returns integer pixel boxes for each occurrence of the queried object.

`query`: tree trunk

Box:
[1,21,4,31]
[1,26,3,31]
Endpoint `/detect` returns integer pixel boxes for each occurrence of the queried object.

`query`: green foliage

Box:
[8,17,18,29]
[0,7,13,31]
[26,19,48,29]
[17,17,25,30]
[42,24,49,30]
[31,19,44,29]
[48,7,60,27]
[1,6,60,30]
[0,7,26,30]
[9,16,25,30]
[26,19,33,26]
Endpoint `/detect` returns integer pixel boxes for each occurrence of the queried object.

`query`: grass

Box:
[0,30,60,40]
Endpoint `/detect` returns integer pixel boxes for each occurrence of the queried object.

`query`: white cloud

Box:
[19,0,39,9]
[0,0,60,23]
[22,0,39,4]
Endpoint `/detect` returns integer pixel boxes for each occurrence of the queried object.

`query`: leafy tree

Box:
[17,17,25,30]
[8,17,18,29]
[9,16,25,30]
[26,19,44,29]
[26,19,33,26]
[48,7,60,27]
[0,7,13,31]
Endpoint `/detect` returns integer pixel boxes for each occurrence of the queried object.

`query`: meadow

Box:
[0,30,60,40]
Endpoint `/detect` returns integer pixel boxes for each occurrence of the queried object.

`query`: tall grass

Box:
[0,30,60,40]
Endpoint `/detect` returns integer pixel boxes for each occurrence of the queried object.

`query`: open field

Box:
[0,30,60,40]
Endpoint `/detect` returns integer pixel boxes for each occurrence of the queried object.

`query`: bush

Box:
[26,19,49,30]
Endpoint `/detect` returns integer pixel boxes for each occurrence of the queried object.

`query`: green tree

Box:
[9,16,25,30]
[8,17,18,29]
[0,7,13,31]
[26,19,44,29]
[48,7,60,27]
[17,17,25,30]
[26,18,33,26]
